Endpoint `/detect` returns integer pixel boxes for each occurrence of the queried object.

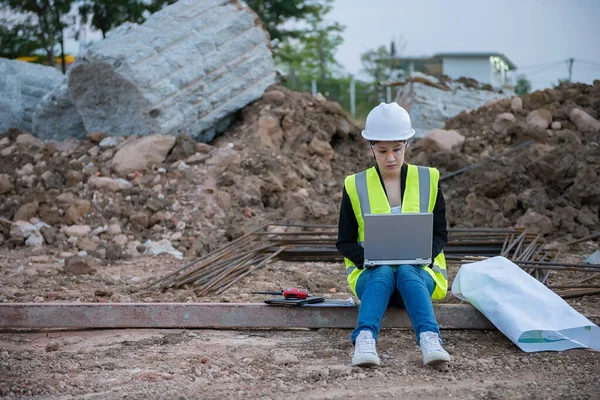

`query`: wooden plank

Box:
[0,303,494,330]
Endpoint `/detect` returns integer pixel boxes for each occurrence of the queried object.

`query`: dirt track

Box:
[2,327,599,399]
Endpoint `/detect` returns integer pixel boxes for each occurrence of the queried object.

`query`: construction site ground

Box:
[2,82,600,398]
[1,247,600,399]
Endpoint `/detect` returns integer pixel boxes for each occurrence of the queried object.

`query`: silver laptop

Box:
[363,213,433,266]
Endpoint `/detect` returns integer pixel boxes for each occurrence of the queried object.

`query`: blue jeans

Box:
[350,265,439,344]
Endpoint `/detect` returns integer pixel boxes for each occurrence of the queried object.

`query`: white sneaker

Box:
[352,330,380,367]
[419,332,451,365]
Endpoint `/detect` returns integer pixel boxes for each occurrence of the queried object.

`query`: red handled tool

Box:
[251,287,309,299]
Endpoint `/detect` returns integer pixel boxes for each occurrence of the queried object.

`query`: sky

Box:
[326,0,600,90]
[64,0,600,91]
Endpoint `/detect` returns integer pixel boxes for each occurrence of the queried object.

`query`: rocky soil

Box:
[413,81,600,242]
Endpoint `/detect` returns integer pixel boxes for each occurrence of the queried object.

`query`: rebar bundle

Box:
[144,224,600,298]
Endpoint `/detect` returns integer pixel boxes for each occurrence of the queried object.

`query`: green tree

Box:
[1,0,75,72]
[275,0,344,82]
[360,37,407,83]
[0,8,42,59]
[515,74,532,95]
[78,0,176,39]
[278,19,343,81]
[245,0,328,43]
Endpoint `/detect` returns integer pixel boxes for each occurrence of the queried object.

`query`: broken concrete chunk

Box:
[420,129,465,152]
[15,133,43,148]
[32,74,87,141]
[25,231,44,247]
[62,225,91,238]
[99,137,120,148]
[63,256,96,275]
[65,200,92,224]
[493,113,516,134]
[87,176,133,192]
[526,109,553,129]
[13,201,39,222]
[111,135,176,175]
[45,340,60,352]
[510,97,523,112]
[46,0,277,142]
[10,221,37,240]
[393,72,513,137]
[569,108,600,132]
[0,58,63,133]
[516,209,553,235]
[0,174,14,194]
[0,59,23,132]
[144,239,183,259]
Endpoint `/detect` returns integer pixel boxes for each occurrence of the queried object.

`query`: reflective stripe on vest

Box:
[343,165,448,300]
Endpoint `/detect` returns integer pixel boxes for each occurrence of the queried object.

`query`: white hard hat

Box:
[361,102,415,141]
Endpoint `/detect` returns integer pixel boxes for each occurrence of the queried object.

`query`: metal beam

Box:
[0,303,494,330]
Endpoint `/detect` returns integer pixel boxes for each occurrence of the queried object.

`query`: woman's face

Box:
[371,141,407,175]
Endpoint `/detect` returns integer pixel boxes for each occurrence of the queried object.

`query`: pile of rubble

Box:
[0,85,370,260]
[412,81,600,240]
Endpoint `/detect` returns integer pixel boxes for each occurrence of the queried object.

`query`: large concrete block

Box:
[0,58,63,133]
[394,72,513,138]
[33,75,87,140]
[60,0,276,142]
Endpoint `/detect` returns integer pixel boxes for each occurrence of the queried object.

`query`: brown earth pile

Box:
[0,85,372,260]
[410,81,600,241]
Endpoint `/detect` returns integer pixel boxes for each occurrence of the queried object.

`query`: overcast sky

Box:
[328,0,600,89]
[65,0,600,91]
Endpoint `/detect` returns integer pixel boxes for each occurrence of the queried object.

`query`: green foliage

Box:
[277,20,343,81]
[78,0,176,38]
[245,0,327,43]
[360,38,407,83]
[0,9,42,59]
[361,46,392,83]
[554,78,571,88]
[515,75,532,95]
[0,0,75,71]
[275,0,344,82]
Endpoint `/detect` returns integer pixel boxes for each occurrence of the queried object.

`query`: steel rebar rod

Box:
[168,242,275,287]
[142,224,269,290]
[566,232,600,246]
[556,288,600,299]
[194,253,258,296]
[564,272,600,286]
[213,247,288,296]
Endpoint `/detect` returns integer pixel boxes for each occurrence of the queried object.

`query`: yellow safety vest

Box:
[343,165,448,300]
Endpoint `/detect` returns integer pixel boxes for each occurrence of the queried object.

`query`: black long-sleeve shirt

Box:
[336,164,448,269]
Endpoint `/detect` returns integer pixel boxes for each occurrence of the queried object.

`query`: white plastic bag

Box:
[452,256,600,352]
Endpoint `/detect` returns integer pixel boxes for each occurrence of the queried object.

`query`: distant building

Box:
[380,52,517,88]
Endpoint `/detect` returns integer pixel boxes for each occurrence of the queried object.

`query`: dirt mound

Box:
[0,85,372,259]
[411,81,600,240]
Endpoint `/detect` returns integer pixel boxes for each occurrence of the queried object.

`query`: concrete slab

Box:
[0,303,494,330]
